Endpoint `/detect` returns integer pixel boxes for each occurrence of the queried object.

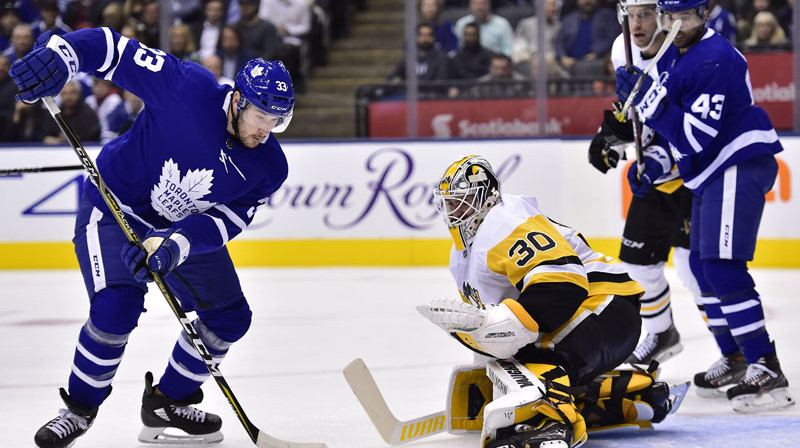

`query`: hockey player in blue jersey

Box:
[9,27,295,447]
[615,0,794,412]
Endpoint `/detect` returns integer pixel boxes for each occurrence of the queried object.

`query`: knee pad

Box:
[89,285,146,335]
[446,362,493,433]
[196,296,252,344]
[702,258,755,298]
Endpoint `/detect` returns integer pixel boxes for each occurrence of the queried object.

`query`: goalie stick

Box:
[343,359,692,444]
[40,96,327,448]
[343,358,447,445]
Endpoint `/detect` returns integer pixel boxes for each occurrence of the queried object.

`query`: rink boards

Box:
[0,137,798,268]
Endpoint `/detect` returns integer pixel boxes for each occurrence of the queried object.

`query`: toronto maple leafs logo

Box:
[250,65,264,77]
[151,159,215,221]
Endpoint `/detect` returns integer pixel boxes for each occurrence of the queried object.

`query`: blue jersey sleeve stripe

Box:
[98,27,115,73]
[104,35,129,82]
[205,214,230,245]
[684,128,779,190]
[213,204,248,230]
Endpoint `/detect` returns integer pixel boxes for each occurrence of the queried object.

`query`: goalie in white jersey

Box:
[418,156,689,448]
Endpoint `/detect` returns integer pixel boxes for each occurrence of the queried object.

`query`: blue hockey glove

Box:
[627,146,672,197]
[9,31,78,102]
[121,229,191,282]
[615,66,667,122]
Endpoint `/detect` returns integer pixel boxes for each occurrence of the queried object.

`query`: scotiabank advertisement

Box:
[369,52,794,138]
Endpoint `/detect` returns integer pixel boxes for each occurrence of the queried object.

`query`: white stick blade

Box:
[343,358,400,443]
[256,431,328,448]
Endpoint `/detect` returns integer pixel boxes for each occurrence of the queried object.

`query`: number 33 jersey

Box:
[448,195,643,347]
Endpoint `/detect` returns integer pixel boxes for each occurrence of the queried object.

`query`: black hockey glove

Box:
[588,133,620,173]
[600,108,634,146]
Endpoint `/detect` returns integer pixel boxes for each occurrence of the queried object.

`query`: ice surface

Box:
[1,267,798,447]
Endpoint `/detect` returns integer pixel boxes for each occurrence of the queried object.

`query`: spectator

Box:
[136,0,160,48]
[708,0,737,43]
[124,0,146,24]
[258,0,307,91]
[101,2,126,33]
[0,3,19,54]
[217,24,253,79]
[32,0,72,41]
[202,53,234,85]
[512,0,560,68]
[63,0,108,30]
[2,23,34,64]
[85,78,122,144]
[235,0,281,60]
[470,52,528,97]
[0,54,14,140]
[106,90,144,136]
[120,22,140,39]
[449,21,493,79]
[388,22,452,83]
[738,0,792,42]
[555,0,618,78]
[42,80,100,144]
[169,22,199,61]
[454,0,514,56]
[195,0,226,60]
[742,10,791,51]
[11,100,45,142]
[171,0,204,28]
[419,0,458,53]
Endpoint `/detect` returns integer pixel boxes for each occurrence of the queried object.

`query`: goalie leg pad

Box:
[481,360,587,448]
[447,363,494,433]
[578,369,674,431]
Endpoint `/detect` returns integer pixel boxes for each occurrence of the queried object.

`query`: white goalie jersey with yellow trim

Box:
[449,194,643,348]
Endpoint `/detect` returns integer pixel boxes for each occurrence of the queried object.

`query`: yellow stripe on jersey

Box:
[587,281,644,298]
[502,299,539,333]
[537,294,616,348]
[487,215,588,293]
[655,178,683,194]
[584,257,645,298]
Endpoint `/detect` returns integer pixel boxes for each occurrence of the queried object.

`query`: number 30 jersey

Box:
[54,27,288,255]
[448,195,643,348]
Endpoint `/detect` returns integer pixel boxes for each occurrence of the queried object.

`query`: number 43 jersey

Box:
[55,27,288,255]
[448,195,643,346]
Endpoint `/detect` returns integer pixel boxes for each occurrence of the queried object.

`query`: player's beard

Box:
[674,22,706,50]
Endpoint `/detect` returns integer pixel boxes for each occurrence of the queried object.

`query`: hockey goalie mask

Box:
[433,156,501,251]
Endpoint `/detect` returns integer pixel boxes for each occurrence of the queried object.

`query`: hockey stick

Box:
[618,18,681,118]
[0,164,83,176]
[619,8,646,178]
[343,358,448,445]
[40,96,327,448]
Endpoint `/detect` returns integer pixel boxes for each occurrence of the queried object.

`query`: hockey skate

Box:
[693,351,747,398]
[625,324,683,365]
[34,388,99,448]
[486,419,578,448]
[727,353,795,413]
[138,371,223,444]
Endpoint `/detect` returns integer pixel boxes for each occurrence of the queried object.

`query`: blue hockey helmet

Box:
[657,0,709,12]
[234,58,295,133]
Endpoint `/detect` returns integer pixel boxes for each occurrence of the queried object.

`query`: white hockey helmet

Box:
[617,0,659,24]
[433,155,501,251]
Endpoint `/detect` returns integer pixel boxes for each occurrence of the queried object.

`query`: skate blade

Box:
[138,426,224,444]
[695,385,730,399]
[667,381,690,415]
[731,387,796,413]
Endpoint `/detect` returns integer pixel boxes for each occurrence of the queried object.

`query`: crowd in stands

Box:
[0,0,359,143]
[0,0,796,142]
[386,0,795,100]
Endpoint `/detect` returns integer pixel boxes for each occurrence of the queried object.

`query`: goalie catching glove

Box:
[417,299,539,359]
